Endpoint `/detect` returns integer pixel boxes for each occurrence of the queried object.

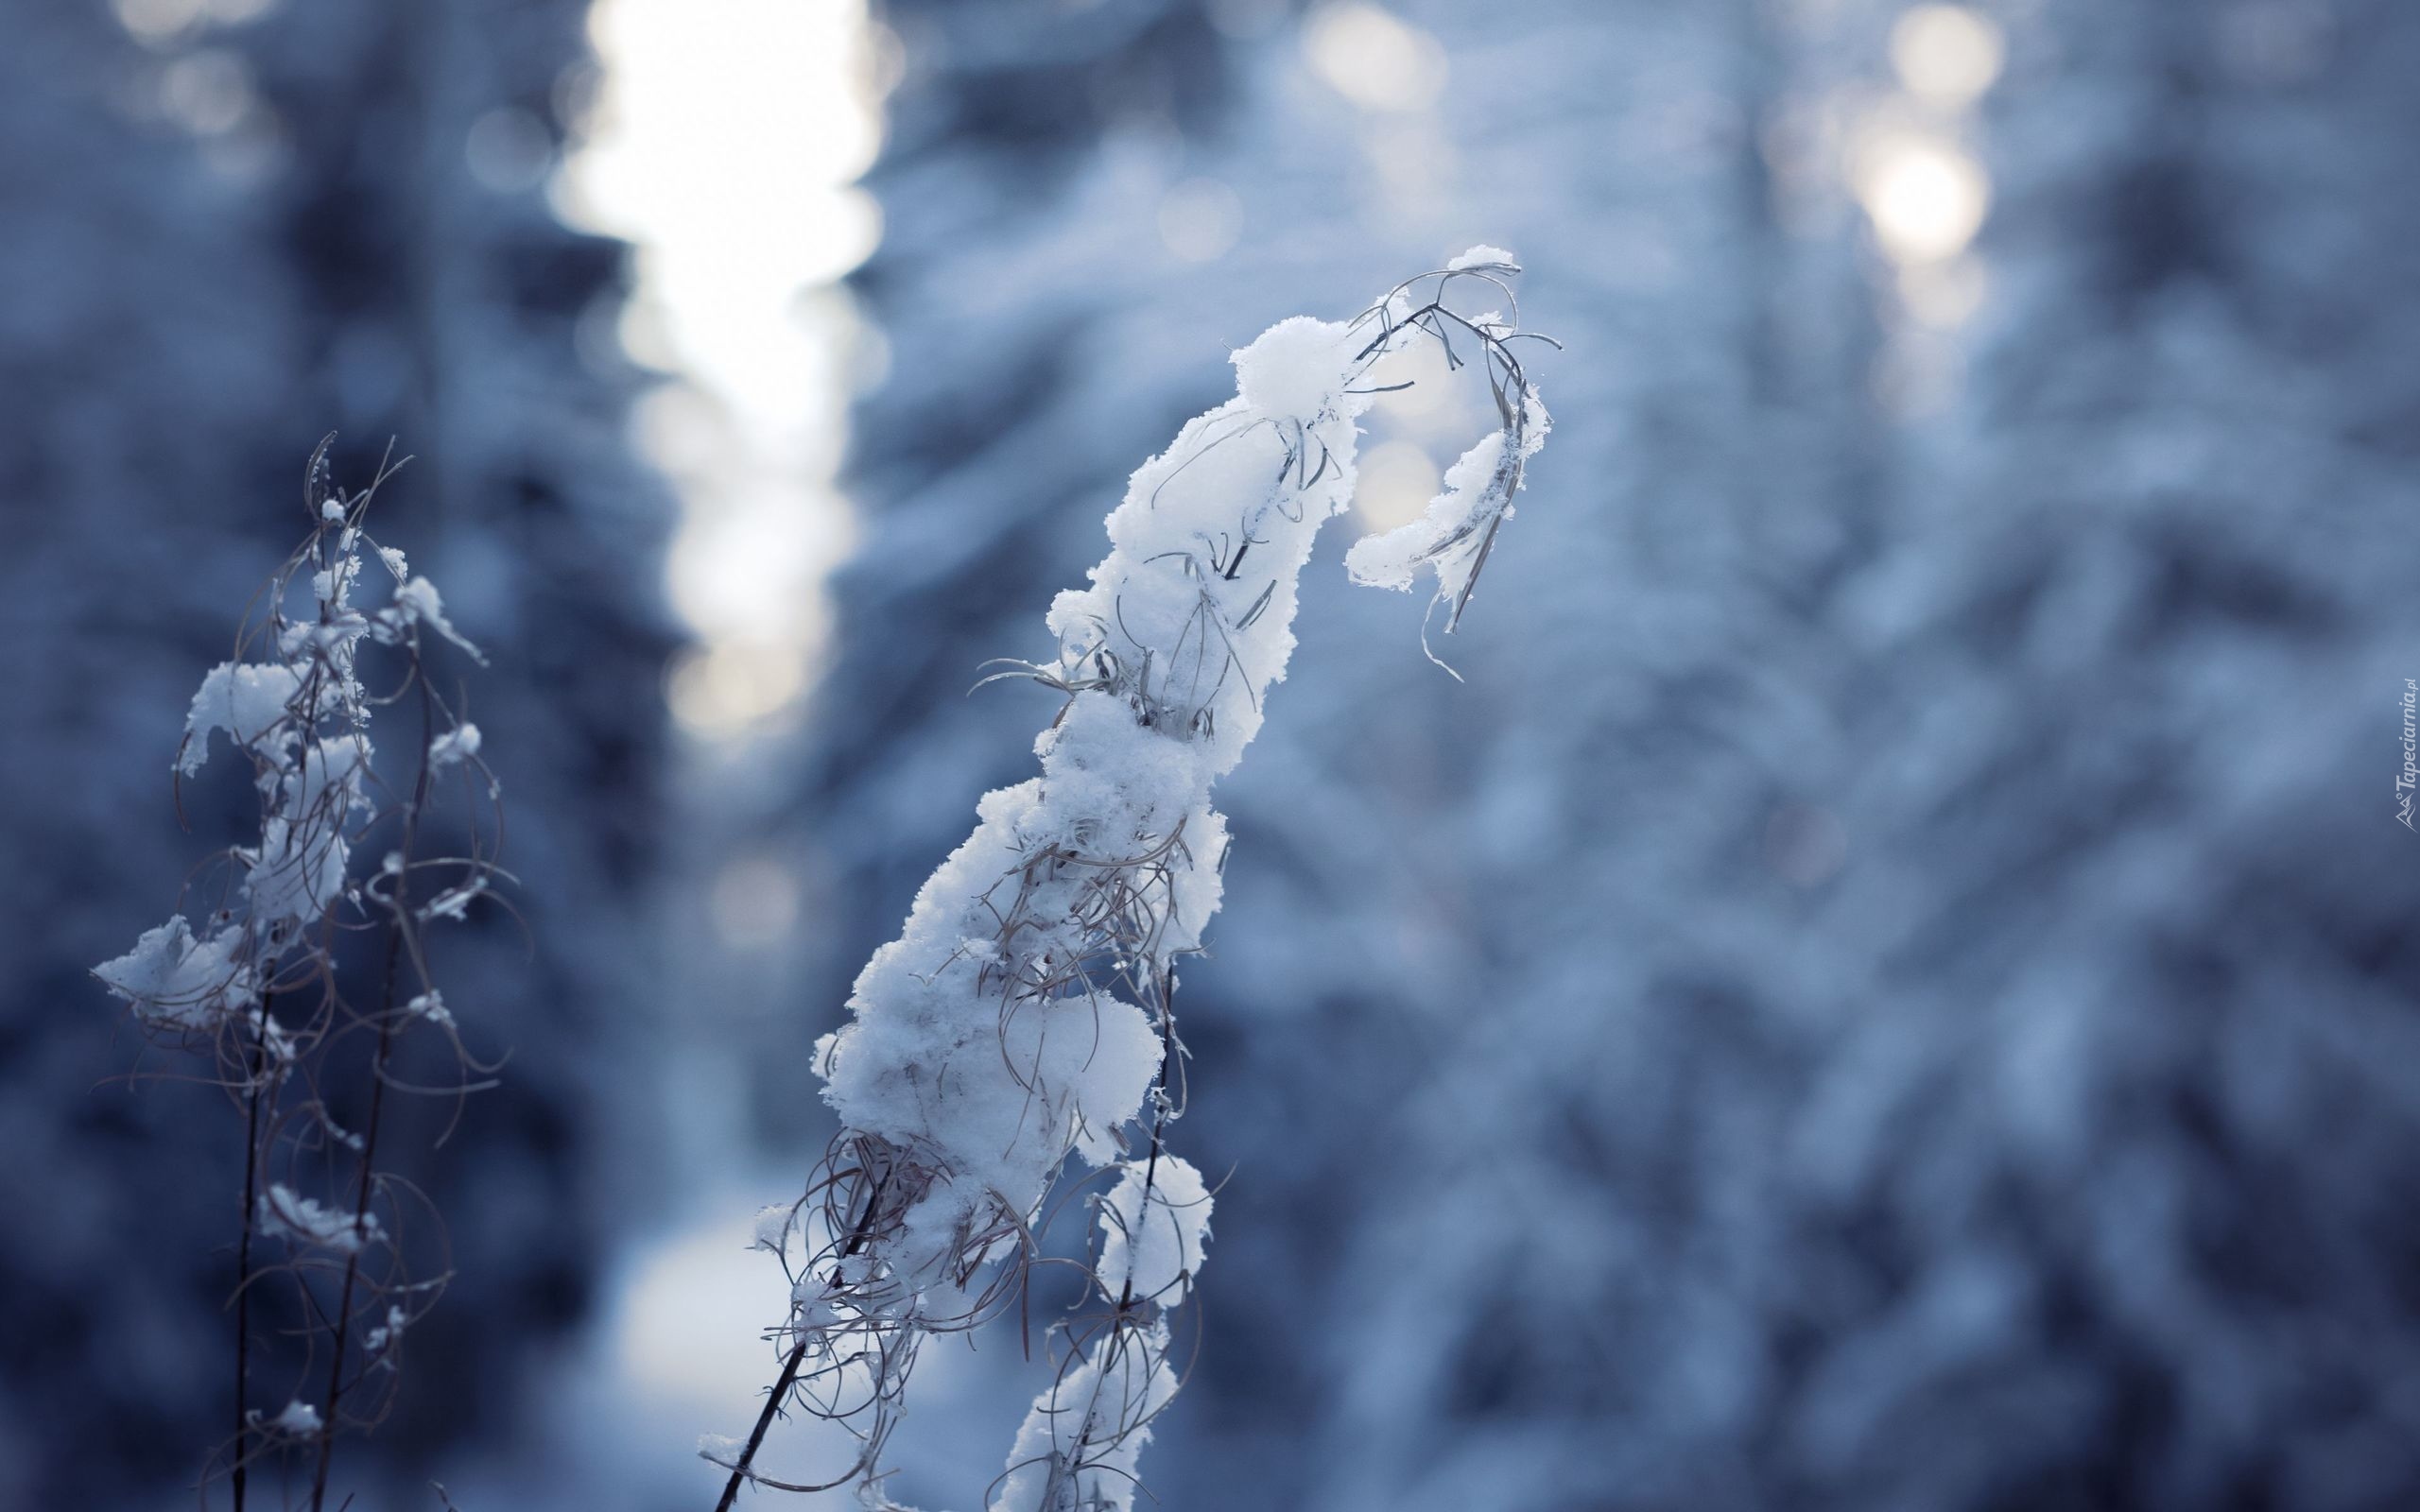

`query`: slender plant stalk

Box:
[715,966,1184,1508]
[307,674,434,1512]
[233,1028,268,1512]
[97,446,503,1509]
[713,1335,812,1512]
[715,1172,890,1510]
[1115,980,1181,1315]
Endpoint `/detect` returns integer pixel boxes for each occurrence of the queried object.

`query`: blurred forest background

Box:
[4,0,2417,1508]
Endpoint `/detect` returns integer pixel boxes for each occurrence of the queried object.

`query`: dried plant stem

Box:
[714,1336,811,1512]
[96,444,507,1509]
[233,1027,268,1512]
[716,1171,890,1511]
[1116,1001,1179,1314]
[307,673,433,1512]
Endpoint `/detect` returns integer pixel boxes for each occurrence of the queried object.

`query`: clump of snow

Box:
[994,1320,1177,1512]
[244,734,373,929]
[1097,1155,1212,1306]
[1340,244,1549,642]
[382,576,486,663]
[1347,430,1511,594]
[420,875,488,923]
[180,662,304,777]
[1345,381,1549,647]
[362,1304,408,1363]
[257,1184,379,1254]
[92,916,259,1030]
[752,1202,796,1255]
[816,856,1166,1254]
[1447,244,1518,270]
[259,1400,324,1435]
[428,721,481,768]
[1044,312,1383,774]
[1230,315,1361,420]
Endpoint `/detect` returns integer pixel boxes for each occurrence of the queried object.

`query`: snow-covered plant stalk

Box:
[94,440,503,1512]
[709,253,1551,1510]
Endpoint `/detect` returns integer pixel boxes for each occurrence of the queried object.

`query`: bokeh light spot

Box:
[1355,440,1443,532]
[1890,6,2006,111]
[1853,132,1991,264]
[1305,3,1449,114]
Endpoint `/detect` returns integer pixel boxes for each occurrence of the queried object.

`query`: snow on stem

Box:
[711,254,1552,1510]
[92,439,505,1510]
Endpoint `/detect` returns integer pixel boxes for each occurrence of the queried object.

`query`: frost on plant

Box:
[93,438,506,1511]
[710,255,1552,1510]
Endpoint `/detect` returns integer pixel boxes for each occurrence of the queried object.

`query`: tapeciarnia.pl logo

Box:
[2401,679,2417,831]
